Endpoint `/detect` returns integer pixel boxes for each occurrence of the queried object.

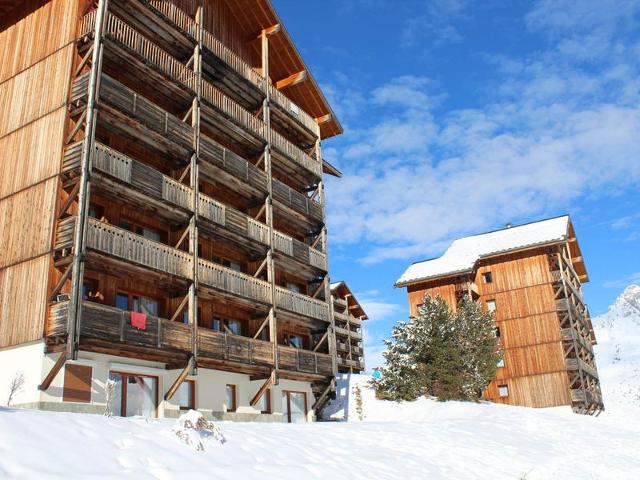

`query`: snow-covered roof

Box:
[396,216,571,286]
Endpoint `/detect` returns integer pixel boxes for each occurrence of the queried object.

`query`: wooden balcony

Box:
[272,180,323,225]
[560,327,594,355]
[334,310,361,325]
[334,326,363,340]
[566,357,599,380]
[275,287,330,322]
[198,258,272,305]
[268,83,319,138]
[570,388,603,406]
[332,296,348,309]
[273,230,327,271]
[337,357,364,370]
[47,301,333,377]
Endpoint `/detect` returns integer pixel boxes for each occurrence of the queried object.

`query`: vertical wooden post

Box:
[67,0,108,360]
[261,30,279,377]
[316,138,338,375]
[188,1,204,375]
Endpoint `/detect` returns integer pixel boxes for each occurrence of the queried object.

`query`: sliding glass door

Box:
[282,391,307,423]
[108,372,158,418]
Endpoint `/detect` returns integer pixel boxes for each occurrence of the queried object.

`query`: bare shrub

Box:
[6,372,25,407]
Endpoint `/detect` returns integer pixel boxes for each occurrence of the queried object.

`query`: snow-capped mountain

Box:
[593,284,640,410]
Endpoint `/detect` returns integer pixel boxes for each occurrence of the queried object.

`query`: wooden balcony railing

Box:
[198,258,272,304]
[273,230,327,271]
[81,12,196,91]
[269,128,321,178]
[48,301,192,351]
[198,329,274,367]
[566,357,599,380]
[275,287,330,322]
[272,180,323,223]
[48,302,333,376]
[201,80,266,140]
[85,218,194,278]
[148,0,199,38]
[278,345,333,376]
[268,83,319,137]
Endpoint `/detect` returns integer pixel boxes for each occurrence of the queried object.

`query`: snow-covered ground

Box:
[1,286,639,479]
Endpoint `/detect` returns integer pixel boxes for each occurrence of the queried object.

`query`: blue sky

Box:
[273,0,640,368]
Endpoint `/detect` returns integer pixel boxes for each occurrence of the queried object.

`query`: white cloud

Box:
[603,273,640,289]
[325,1,640,264]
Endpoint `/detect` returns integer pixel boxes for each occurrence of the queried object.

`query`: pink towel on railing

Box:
[131,312,147,330]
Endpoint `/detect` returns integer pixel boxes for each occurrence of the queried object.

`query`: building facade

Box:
[396,216,604,414]
[0,0,344,421]
[330,282,367,373]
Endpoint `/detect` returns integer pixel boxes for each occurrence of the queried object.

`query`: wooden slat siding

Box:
[82,218,193,278]
[200,135,268,192]
[0,108,68,198]
[0,46,74,138]
[0,0,80,83]
[200,80,265,139]
[268,83,319,137]
[269,128,321,179]
[198,258,272,304]
[0,178,58,268]
[498,313,562,349]
[274,286,330,322]
[486,372,571,408]
[271,179,323,223]
[0,256,51,348]
[494,343,567,379]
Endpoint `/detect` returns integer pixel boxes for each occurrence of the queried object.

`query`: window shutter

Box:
[63,364,92,403]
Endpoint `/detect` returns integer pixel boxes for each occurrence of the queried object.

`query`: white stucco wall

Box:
[3,347,315,421]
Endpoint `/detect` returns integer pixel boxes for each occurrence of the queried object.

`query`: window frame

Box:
[225,384,238,412]
[258,388,272,414]
[108,370,159,418]
[178,379,196,411]
[498,384,509,397]
[482,271,493,284]
[282,390,308,423]
[115,290,161,317]
[486,299,497,312]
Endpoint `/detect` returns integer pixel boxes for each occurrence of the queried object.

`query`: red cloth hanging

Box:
[131,311,147,330]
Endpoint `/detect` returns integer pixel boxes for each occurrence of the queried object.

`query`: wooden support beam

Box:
[223,324,235,335]
[253,257,267,278]
[182,105,194,123]
[178,164,191,184]
[174,225,190,249]
[253,315,270,340]
[250,369,275,406]
[170,294,189,323]
[254,203,266,221]
[249,24,281,43]
[49,264,73,302]
[275,70,307,90]
[164,356,194,401]
[313,331,328,352]
[65,111,87,145]
[73,45,94,78]
[315,113,332,125]
[38,352,67,391]
[311,280,325,299]
[57,182,80,220]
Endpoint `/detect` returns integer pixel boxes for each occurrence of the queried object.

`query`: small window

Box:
[88,204,104,220]
[498,384,509,397]
[495,326,501,338]
[482,272,493,284]
[116,292,129,311]
[225,384,237,412]
[223,259,242,272]
[212,317,221,332]
[224,319,242,335]
[132,296,159,316]
[486,300,496,312]
[497,358,505,368]
[63,364,92,403]
[285,333,304,349]
[257,388,271,414]
[177,380,195,410]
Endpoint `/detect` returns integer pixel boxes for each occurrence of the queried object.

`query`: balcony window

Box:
[482,272,493,284]
[116,292,129,311]
[83,279,101,302]
[286,282,301,293]
[120,219,163,242]
[224,319,242,335]
[108,371,158,418]
[497,358,505,368]
[116,291,159,316]
[212,317,221,332]
[88,204,105,220]
[223,259,242,272]
[284,333,307,349]
[225,384,237,412]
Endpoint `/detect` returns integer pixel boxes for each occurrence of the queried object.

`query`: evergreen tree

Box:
[373,294,500,402]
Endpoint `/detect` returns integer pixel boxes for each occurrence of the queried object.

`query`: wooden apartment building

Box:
[396,216,604,414]
[0,0,347,421]
[331,282,368,373]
